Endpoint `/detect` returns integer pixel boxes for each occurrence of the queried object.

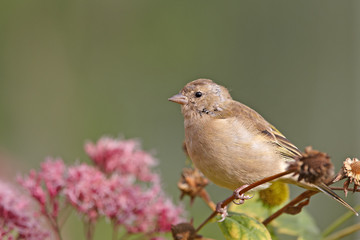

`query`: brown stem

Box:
[42,208,62,240]
[331,187,360,192]
[262,190,317,226]
[195,169,295,233]
[84,221,95,240]
[198,189,216,211]
[263,178,360,226]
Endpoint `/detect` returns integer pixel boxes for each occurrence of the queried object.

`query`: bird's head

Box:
[169,79,232,118]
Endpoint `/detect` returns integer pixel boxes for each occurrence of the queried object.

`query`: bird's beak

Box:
[168,93,188,105]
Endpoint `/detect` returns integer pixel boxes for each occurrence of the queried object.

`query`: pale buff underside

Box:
[184,116,294,191]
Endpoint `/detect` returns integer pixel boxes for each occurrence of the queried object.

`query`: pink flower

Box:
[152,197,184,232]
[83,137,185,234]
[123,190,184,234]
[18,158,66,218]
[65,164,106,222]
[18,170,46,212]
[40,158,66,198]
[14,136,185,239]
[0,180,49,239]
[97,174,138,220]
[85,137,158,182]
[64,163,184,235]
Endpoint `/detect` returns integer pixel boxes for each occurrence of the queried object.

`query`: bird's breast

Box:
[184,117,287,190]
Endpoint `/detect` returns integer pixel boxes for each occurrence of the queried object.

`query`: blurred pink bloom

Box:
[85,137,158,182]
[18,170,46,213]
[65,164,184,234]
[123,188,184,234]
[40,158,66,198]
[83,137,184,234]
[18,158,66,218]
[65,164,108,222]
[152,197,184,232]
[14,136,184,239]
[97,173,139,220]
[0,180,49,239]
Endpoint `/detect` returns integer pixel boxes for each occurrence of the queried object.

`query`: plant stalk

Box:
[195,169,295,233]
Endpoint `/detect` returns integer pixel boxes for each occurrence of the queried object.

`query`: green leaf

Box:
[229,192,274,221]
[217,212,271,240]
[229,193,321,240]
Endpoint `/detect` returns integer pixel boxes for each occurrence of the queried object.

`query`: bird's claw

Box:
[215,185,253,222]
[232,185,254,205]
[216,202,228,222]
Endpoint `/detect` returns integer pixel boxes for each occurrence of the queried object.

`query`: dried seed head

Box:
[289,146,334,184]
[171,222,196,240]
[178,168,209,203]
[333,158,360,196]
[343,158,360,185]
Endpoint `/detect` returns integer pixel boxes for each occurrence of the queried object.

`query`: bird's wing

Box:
[217,101,302,159]
[262,126,302,159]
[216,101,358,215]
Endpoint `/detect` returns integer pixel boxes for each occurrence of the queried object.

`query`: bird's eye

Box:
[195,91,203,98]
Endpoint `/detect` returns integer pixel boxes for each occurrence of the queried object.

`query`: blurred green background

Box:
[0,1,359,239]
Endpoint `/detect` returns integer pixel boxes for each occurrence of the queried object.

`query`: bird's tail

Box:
[315,182,358,216]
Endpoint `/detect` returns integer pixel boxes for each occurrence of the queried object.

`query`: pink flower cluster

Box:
[0,180,48,239]
[18,158,65,220]
[17,136,184,239]
[85,137,158,182]
[65,164,183,234]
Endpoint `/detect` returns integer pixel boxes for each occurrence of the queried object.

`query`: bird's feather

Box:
[316,183,358,216]
[216,101,302,159]
[262,126,302,159]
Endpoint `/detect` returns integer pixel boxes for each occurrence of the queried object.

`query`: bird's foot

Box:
[216,202,228,222]
[233,185,254,205]
[215,185,253,222]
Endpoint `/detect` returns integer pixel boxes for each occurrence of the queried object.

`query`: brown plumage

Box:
[169,78,357,214]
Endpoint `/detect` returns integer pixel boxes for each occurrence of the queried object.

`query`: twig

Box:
[198,189,216,211]
[84,221,95,240]
[42,208,62,240]
[262,190,317,226]
[262,180,360,226]
[195,169,295,233]
[331,187,360,193]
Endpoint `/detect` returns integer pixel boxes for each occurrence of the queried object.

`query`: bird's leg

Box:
[215,202,228,222]
[233,185,254,205]
[215,185,253,222]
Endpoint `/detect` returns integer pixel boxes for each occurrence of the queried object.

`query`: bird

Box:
[169,78,357,215]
